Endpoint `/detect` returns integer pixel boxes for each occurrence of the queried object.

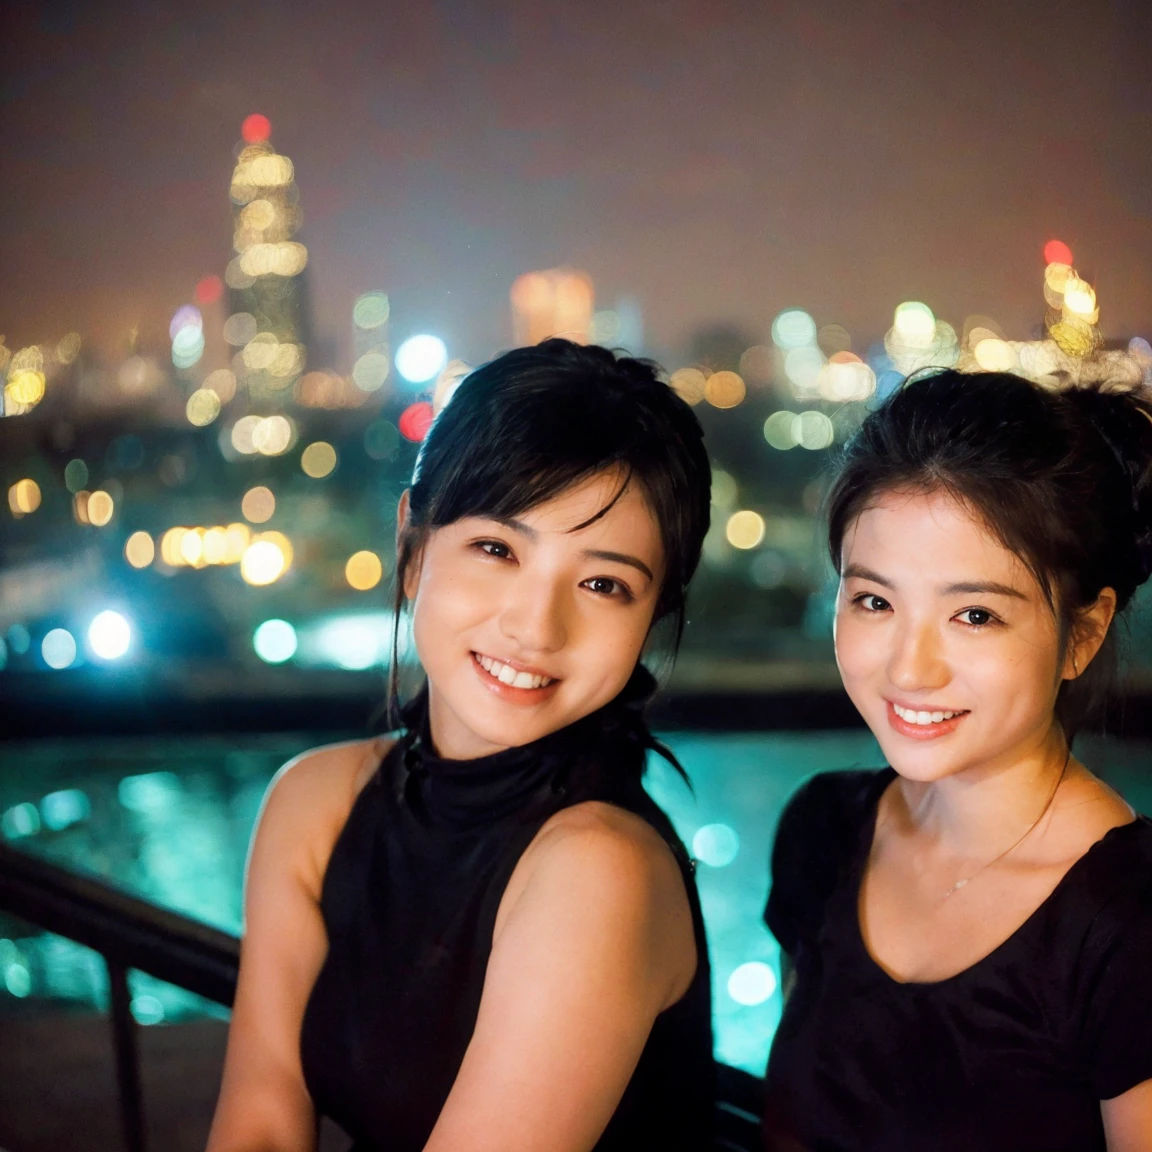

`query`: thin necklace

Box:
[940,750,1070,901]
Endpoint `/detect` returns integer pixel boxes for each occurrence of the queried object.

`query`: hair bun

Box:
[1063,384,1152,583]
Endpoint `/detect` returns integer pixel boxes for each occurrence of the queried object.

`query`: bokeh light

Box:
[56,332,81,364]
[692,823,740,868]
[1044,239,1073,267]
[42,628,77,670]
[364,420,400,460]
[242,486,275,524]
[242,113,272,143]
[669,367,707,406]
[352,351,390,392]
[727,961,777,1006]
[973,338,1018,372]
[241,535,291,586]
[772,309,818,350]
[230,415,263,455]
[186,389,222,426]
[726,510,766,550]
[395,335,448,385]
[345,551,384,591]
[203,368,237,404]
[705,371,746,409]
[194,275,224,305]
[87,490,115,526]
[223,313,258,346]
[253,619,298,664]
[252,415,294,455]
[88,610,131,660]
[8,479,41,516]
[399,401,434,442]
[125,531,155,568]
[169,305,202,342]
[300,441,337,478]
[353,291,391,330]
[763,411,798,450]
[793,411,835,450]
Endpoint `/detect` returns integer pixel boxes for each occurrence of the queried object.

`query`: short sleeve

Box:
[1079,887,1152,1100]
[764,769,889,957]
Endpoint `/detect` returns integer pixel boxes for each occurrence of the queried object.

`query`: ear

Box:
[396,489,423,601]
[1061,587,1118,681]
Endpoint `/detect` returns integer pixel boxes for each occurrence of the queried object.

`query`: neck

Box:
[897,724,1070,857]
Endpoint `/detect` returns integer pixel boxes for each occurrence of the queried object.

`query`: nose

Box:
[886,618,950,694]
[498,574,568,655]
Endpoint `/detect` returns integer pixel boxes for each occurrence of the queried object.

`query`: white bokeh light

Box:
[88,610,131,660]
[727,961,778,1006]
[42,628,78,670]
[253,619,298,664]
[395,335,448,385]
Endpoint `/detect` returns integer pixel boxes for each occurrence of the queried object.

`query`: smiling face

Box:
[834,487,1081,784]
[404,470,665,760]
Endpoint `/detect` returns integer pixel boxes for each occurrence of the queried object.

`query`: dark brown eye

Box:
[587,577,618,596]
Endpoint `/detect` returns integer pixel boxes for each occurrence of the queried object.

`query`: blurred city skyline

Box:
[4,0,1152,369]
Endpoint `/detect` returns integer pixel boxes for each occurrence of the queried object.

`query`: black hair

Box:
[389,338,712,723]
[826,368,1152,741]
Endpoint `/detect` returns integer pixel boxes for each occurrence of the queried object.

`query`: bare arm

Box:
[424,803,697,1152]
[206,741,382,1152]
[1103,1080,1152,1152]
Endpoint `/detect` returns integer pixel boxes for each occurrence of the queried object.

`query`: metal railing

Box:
[0,840,763,1152]
[0,840,239,1152]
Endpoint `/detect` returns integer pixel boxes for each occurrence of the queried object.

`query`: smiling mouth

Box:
[891,702,969,726]
[473,652,557,690]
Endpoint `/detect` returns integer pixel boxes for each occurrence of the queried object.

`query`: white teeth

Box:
[475,654,554,690]
[893,703,964,726]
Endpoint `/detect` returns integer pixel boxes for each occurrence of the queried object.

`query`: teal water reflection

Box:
[2,731,1149,1076]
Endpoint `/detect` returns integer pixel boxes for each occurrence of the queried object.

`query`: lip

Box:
[885,699,969,741]
[470,651,562,705]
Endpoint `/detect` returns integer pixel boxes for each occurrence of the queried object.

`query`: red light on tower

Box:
[1044,239,1073,267]
[242,114,272,143]
[195,275,224,305]
[399,402,434,442]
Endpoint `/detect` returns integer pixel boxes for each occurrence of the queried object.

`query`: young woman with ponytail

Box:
[763,369,1152,1151]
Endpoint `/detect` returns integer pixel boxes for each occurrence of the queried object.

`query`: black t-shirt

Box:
[762,769,1152,1152]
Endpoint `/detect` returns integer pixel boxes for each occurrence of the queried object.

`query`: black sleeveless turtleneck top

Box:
[299,681,714,1151]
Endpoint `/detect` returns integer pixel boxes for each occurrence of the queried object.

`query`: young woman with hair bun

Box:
[762,369,1152,1151]
[207,339,715,1152]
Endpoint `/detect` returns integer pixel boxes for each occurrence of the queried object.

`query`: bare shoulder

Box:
[1059,763,1137,849]
[253,735,396,892]
[532,800,684,885]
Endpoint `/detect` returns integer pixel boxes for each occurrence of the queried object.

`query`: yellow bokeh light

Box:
[242,333,280,371]
[88,490,114,527]
[242,486,276,524]
[973,338,1018,373]
[10,345,44,374]
[726,510,766,550]
[223,523,251,564]
[1062,277,1097,319]
[125,531,155,568]
[74,491,91,525]
[669,367,707,406]
[160,527,188,566]
[202,527,228,565]
[7,370,46,406]
[180,528,205,567]
[893,301,937,347]
[346,550,384,591]
[241,536,290,586]
[241,198,277,230]
[253,415,293,455]
[301,441,337,478]
[186,388,222,426]
[705,371,746,409]
[8,478,41,516]
[268,343,303,380]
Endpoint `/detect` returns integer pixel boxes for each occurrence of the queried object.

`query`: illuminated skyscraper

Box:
[224,115,312,405]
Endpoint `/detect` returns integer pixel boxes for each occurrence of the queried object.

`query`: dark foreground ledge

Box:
[2,663,1150,740]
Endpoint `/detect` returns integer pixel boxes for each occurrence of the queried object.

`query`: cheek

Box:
[833,610,875,679]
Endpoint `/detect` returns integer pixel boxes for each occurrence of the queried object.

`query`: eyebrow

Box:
[493,518,654,582]
[841,564,1028,601]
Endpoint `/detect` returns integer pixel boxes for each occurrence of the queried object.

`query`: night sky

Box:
[3,0,1151,368]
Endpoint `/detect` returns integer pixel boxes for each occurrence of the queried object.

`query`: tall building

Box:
[224,115,312,406]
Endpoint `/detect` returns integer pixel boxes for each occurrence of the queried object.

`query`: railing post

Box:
[106,958,147,1152]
